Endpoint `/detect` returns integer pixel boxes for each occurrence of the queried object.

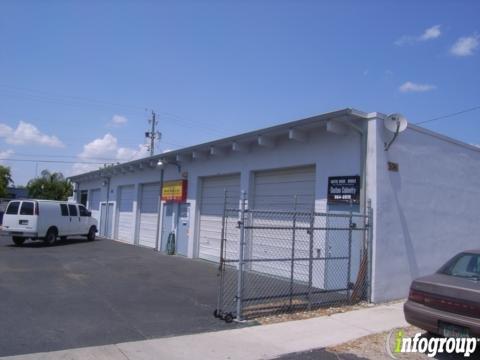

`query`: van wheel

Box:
[44,229,57,246]
[87,227,96,241]
[12,237,25,246]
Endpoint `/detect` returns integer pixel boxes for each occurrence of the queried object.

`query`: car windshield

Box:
[440,253,480,280]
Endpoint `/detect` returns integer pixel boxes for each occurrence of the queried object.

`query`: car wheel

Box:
[12,237,25,246]
[87,227,96,241]
[44,229,57,245]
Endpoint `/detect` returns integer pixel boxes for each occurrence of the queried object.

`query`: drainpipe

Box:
[104,176,111,238]
[154,167,165,251]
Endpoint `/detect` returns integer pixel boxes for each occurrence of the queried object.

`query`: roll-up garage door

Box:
[88,188,101,223]
[252,165,316,279]
[138,183,160,248]
[198,174,240,262]
[116,185,135,243]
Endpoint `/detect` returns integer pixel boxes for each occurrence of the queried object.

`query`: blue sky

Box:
[0,0,479,185]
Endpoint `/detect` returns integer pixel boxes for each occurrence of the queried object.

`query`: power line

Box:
[415,105,480,125]
[0,158,114,165]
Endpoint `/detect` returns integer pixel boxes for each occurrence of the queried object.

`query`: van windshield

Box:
[6,201,20,215]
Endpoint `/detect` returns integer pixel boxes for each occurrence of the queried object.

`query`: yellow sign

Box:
[161,180,187,202]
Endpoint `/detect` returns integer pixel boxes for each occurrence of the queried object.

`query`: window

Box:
[60,204,69,216]
[6,201,20,215]
[20,202,34,215]
[79,205,89,217]
[68,204,78,217]
[441,253,480,279]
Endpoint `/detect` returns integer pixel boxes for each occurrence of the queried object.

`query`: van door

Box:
[78,204,90,235]
[59,203,70,235]
[17,201,38,234]
[68,204,81,235]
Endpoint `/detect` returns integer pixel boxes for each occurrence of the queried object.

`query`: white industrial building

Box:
[69,108,480,303]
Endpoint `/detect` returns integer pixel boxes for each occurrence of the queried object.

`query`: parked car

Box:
[404,250,480,338]
[1,199,98,246]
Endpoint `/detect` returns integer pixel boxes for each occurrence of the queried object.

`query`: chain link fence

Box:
[214,192,372,322]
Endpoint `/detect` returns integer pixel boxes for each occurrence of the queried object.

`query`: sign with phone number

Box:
[327,176,360,204]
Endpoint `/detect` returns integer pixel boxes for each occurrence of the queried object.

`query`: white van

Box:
[1,199,98,246]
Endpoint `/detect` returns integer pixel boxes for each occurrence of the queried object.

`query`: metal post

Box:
[289,196,298,309]
[216,190,228,315]
[307,206,314,310]
[236,191,247,321]
[347,210,353,303]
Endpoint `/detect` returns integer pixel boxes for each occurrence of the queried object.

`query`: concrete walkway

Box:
[2,302,407,360]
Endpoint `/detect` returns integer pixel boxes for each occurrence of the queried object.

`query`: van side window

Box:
[20,202,34,215]
[6,201,20,215]
[60,204,69,216]
[79,205,89,217]
[68,204,78,217]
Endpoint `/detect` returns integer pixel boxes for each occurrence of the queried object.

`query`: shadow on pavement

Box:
[6,237,92,248]
[275,349,369,360]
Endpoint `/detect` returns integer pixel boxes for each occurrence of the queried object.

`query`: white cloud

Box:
[0,121,64,147]
[108,114,128,127]
[395,25,441,46]
[399,81,436,93]
[0,149,14,164]
[72,133,149,174]
[419,25,441,41]
[450,33,480,56]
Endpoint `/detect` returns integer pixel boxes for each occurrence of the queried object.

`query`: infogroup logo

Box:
[385,329,478,358]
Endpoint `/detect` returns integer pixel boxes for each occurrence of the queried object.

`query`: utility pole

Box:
[145,110,161,157]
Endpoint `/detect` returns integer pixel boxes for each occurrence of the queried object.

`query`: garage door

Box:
[198,174,240,262]
[252,166,316,279]
[116,185,135,243]
[138,183,160,248]
[88,188,101,223]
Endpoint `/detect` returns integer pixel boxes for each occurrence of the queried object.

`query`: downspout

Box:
[154,167,165,251]
[104,176,111,238]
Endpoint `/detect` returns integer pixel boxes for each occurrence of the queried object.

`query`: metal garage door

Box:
[252,165,316,278]
[138,183,160,248]
[88,188,101,223]
[116,185,135,243]
[198,174,240,262]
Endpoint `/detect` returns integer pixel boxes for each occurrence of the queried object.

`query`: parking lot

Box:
[0,235,243,357]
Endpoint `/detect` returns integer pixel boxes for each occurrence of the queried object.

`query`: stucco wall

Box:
[74,124,363,260]
[372,120,480,302]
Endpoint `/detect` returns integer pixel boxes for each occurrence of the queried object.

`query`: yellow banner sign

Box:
[161,180,187,202]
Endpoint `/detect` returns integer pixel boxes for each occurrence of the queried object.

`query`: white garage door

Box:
[198,174,240,262]
[252,166,316,279]
[116,185,135,244]
[138,183,160,248]
[88,188,101,223]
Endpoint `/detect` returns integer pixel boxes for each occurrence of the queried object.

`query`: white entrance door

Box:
[116,185,135,243]
[251,166,316,282]
[198,174,240,262]
[138,183,160,248]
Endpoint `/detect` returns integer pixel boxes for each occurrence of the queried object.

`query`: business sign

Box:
[161,180,188,203]
[327,176,360,204]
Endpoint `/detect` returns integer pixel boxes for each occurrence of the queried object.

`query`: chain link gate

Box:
[214,191,372,322]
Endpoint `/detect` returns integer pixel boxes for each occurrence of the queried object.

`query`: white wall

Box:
[74,124,364,263]
[372,120,480,302]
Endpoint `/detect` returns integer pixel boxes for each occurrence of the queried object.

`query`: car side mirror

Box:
[87,211,92,217]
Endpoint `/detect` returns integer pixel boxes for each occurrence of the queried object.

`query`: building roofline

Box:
[68,108,368,181]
